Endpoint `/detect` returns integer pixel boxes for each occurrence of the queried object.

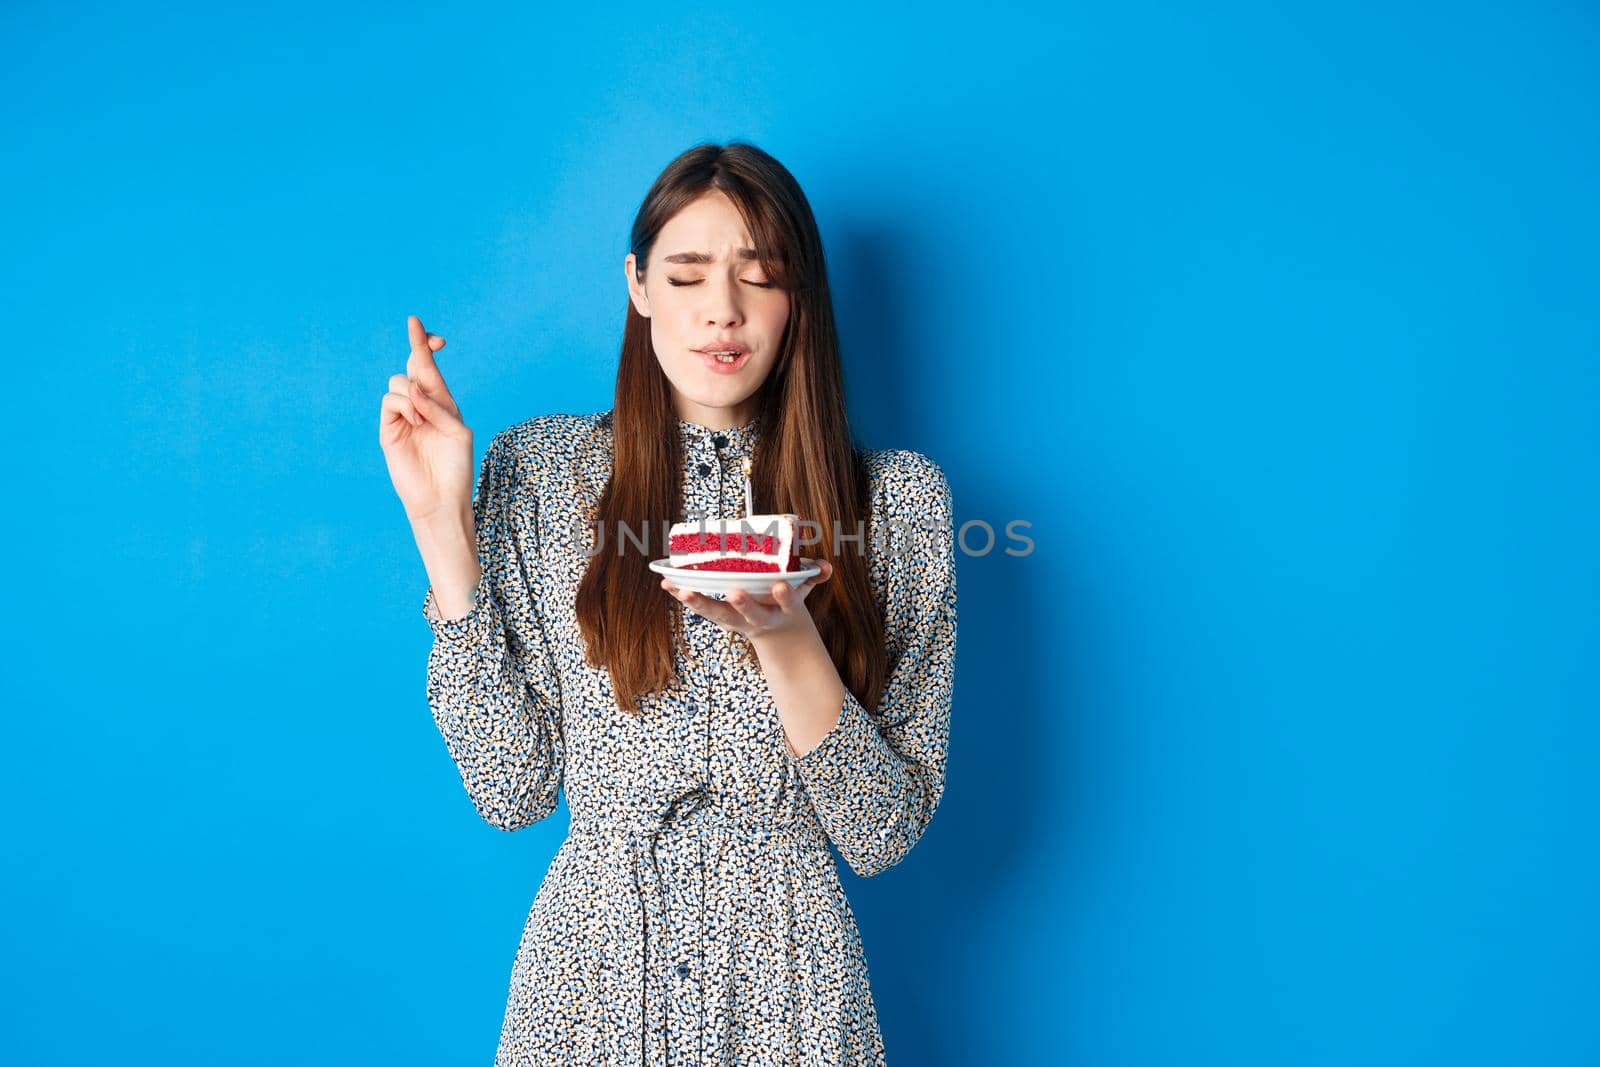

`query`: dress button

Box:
[697,462,711,476]
[676,961,690,979]
[712,434,727,448]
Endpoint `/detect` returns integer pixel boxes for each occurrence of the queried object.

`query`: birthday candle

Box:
[741,456,754,518]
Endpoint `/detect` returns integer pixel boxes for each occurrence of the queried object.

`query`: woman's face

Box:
[625,190,790,430]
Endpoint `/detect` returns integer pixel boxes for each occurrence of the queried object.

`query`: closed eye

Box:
[668,278,776,288]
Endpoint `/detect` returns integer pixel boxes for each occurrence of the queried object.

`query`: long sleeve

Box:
[793,450,957,877]
[421,428,565,831]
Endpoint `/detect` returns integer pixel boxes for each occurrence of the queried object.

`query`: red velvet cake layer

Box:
[675,558,784,572]
[669,531,786,555]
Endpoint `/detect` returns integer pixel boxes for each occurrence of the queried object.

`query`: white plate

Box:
[648,558,821,599]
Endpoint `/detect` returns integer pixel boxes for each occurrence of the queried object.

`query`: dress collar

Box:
[674,410,762,462]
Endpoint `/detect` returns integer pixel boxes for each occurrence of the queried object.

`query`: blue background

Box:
[5,2,1597,1064]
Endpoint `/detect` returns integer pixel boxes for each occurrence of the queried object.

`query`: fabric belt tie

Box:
[567,789,830,1066]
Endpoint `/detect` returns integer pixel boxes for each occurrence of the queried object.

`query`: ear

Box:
[624,253,651,318]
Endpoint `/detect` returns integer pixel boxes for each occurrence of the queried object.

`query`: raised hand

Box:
[379,314,476,528]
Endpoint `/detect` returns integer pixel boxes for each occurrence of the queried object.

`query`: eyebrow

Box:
[662,248,760,264]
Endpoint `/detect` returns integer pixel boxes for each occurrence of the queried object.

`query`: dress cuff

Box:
[421,571,498,645]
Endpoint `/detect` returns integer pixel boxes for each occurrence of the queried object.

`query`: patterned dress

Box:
[420,409,957,1066]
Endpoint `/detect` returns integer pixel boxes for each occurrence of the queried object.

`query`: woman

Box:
[379,142,956,1066]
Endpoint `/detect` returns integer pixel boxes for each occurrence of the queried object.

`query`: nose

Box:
[700,275,743,328]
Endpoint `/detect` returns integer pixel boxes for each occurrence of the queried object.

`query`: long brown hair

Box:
[574,142,887,716]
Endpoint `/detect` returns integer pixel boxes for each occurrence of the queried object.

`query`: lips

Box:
[693,341,751,355]
[699,347,751,373]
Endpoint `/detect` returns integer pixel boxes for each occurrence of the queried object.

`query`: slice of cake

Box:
[667,513,803,572]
